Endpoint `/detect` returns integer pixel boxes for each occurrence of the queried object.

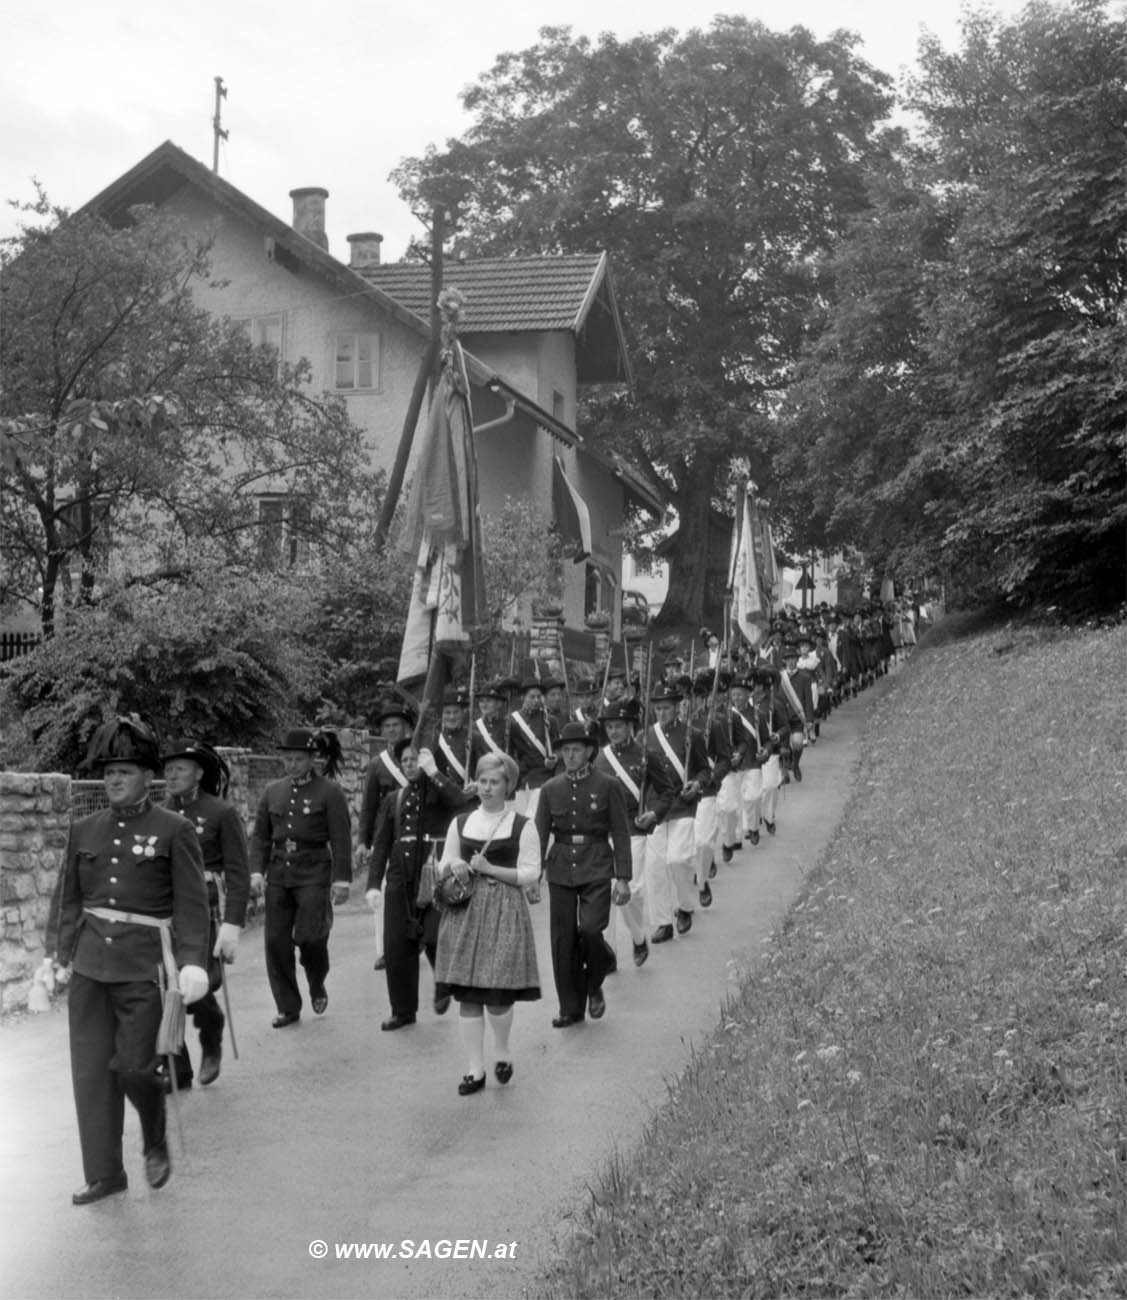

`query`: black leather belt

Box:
[274,838,327,853]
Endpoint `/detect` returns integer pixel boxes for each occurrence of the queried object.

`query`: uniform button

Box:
[110,858,119,865]
[108,897,116,905]
[105,936,113,944]
[109,877,117,884]
[113,839,121,846]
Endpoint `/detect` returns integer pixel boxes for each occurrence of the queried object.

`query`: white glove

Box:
[417,747,438,777]
[213,922,241,964]
[365,888,382,911]
[36,957,56,994]
[178,965,210,1005]
[249,872,265,897]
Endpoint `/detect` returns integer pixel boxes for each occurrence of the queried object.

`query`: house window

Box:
[333,332,381,390]
[552,389,566,423]
[238,314,284,354]
[585,564,602,617]
[257,494,311,568]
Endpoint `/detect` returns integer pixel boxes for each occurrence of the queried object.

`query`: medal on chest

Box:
[302,800,313,817]
[133,834,158,858]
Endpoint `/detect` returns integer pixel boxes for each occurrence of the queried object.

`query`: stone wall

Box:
[0,772,70,1013]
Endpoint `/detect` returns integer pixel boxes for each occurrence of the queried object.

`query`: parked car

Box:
[621,589,651,628]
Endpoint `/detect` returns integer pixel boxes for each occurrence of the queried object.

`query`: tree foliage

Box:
[394,18,896,624]
[777,0,1126,609]
[0,196,373,634]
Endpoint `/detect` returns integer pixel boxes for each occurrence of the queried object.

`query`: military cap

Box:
[375,699,415,727]
[600,700,637,724]
[160,737,226,795]
[650,685,683,704]
[441,686,467,708]
[476,679,508,701]
[558,720,600,749]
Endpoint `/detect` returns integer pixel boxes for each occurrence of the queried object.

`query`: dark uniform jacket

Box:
[432,726,472,785]
[252,773,352,886]
[366,771,469,892]
[358,749,412,850]
[593,740,657,831]
[728,707,773,770]
[469,713,507,771]
[641,720,712,823]
[507,708,560,791]
[50,801,210,982]
[165,790,251,926]
[535,766,632,887]
[698,714,733,797]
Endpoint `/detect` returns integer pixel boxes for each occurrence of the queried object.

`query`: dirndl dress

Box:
[435,813,541,1007]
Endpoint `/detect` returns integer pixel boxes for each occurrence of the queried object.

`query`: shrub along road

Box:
[0,662,876,1300]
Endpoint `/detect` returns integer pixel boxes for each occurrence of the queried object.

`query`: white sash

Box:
[437,733,467,782]
[602,746,641,803]
[379,750,409,789]
[511,710,548,760]
[734,709,761,743]
[652,723,686,784]
[475,717,504,757]
[780,671,805,723]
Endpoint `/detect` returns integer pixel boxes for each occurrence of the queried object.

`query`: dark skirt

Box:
[435,876,540,1004]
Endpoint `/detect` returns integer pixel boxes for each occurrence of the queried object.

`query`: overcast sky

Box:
[3,0,1029,258]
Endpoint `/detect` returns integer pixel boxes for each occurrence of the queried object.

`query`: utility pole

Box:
[212,76,228,173]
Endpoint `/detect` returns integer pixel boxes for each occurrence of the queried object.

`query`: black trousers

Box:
[171,912,224,1079]
[265,883,332,1016]
[383,871,437,1017]
[548,877,613,1019]
[68,973,166,1183]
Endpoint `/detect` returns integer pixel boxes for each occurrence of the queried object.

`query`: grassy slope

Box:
[537,616,1127,1299]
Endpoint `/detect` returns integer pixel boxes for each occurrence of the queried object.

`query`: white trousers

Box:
[761,755,783,823]
[694,794,718,880]
[606,834,648,949]
[644,818,697,924]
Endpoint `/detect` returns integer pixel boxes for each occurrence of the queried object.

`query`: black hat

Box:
[558,720,600,749]
[728,676,752,693]
[606,666,628,681]
[650,686,682,705]
[692,672,713,697]
[83,715,162,773]
[375,699,414,727]
[539,677,565,692]
[476,680,507,701]
[495,675,521,696]
[278,727,318,751]
[600,700,637,724]
[160,738,226,796]
[441,687,467,708]
[781,641,800,657]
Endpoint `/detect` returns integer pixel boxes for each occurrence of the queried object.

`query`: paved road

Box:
[0,687,880,1300]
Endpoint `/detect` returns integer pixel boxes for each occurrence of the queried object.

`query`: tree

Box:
[778,0,1126,609]
[0,197,372,634]
[394,18,896,625]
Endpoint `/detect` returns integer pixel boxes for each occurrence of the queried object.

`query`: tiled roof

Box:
[361,255,608,333]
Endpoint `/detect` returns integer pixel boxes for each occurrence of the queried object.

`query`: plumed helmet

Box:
[82,714,162,773]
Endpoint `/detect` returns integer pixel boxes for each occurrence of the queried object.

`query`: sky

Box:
[2,0,1030,259]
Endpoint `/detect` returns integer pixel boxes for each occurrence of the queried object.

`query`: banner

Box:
[728,481,766,648]
[552,455,592,563]
[397,346,484,691]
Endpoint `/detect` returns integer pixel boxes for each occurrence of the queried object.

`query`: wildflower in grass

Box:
[815,1045,842,1062]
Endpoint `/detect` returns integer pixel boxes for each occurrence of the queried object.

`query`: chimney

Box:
[290,187,329,251]
[347,231,384,269]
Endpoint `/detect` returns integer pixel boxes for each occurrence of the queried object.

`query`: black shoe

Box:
[551,1013,584,1028]
[198,1052,221,1087]
[433,994,452,1016]
[708,859,718,878]
[311,987,328,1015]
[588,988,606,1020]
[675,909,693,935]
[373,955,386,971]
[458,1073,486,1096]
[763,820,776,836]
[699,883,713,908]
[722,844,733,862]
[748,828,760,846]
[633,940,649,968]
[271,1012,300,1029]
[494,1060,514,1085]
[380,1013,417,1031]
[144,1142,171,1190]
[605,952,618,975]
[793,766,803,782]
[72,1172,128,1206]
[651,924,674,944]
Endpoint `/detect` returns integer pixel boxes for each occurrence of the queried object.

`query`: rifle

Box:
[636,639,654,817]
[598,639,613,707]
[682,642,696,775]
[556,628,572,721]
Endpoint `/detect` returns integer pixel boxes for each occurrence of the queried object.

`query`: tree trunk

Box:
[655,472,716,629]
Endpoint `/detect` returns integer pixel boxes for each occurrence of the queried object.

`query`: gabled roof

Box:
[362,255,633,386]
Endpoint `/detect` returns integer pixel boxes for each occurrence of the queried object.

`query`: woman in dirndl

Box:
[434,751,541,1096]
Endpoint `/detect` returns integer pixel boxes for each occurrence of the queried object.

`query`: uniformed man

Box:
[45,716,210,1204]
[469,680,509,777]
[602,666,630,710]
[593,702,656,968]
[690,670,732,907]
[358,699,416,854]
[252,728,352,1027]
[779,643,810,782]
[752,668,790,833]
[365,740,469,1030]
[535,721,632,1026]
[160,739,250,1090]
[641,686,711,942]
[431,687,473,789]
[542,677,569,733]
[507,680,560,819]
[570,678,599,725]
